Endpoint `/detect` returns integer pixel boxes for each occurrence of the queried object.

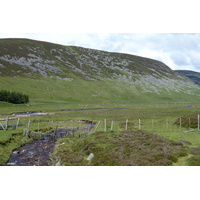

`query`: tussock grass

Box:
[187,148,200,166]
[1,102,200,165]
[50,130,188,166]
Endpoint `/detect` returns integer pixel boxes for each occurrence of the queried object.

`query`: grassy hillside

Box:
[0,75,200,115]
[175,70,200,86]
[1,39,200,166]
[0,38,200,112]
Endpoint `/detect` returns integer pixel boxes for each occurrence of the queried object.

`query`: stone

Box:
[86,153,94,161]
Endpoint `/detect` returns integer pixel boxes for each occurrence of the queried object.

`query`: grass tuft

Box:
[50,130,188,166]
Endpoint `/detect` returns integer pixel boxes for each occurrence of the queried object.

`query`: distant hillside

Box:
[175,70,200,86]
[0,38,178,80]
[0,38,199,104]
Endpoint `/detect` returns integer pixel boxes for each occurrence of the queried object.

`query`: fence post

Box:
[0,123,6,131]
[152,119,154,132]
[16,118,20,130]
[111,120,114,131]
[104,119,107,132]
[38,122,40,132]
[139,119,141,130]
[188,118,191,130]
[125,119,128,130]
[5,117,9,130]
[26,119,31,137]
[198,115,200,131]
[166,119,168,132]
[93,121,100,133]
[180,117,182,132]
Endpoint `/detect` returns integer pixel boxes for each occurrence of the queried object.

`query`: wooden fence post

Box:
[188,118,191,130]
[111,120,114,131]
[139,119,141,130]
[93,121,100,133]
[16,118,20,130]
[166,119,168,132]
[26,119,31,137]
[38,122,40,132]
[198,115,200,131]
[125,119,128,130]
[5,117,9,130]
[180,117,182,132]
[0,123,6,131]
[152,119,154,132]
[104,119,107,132]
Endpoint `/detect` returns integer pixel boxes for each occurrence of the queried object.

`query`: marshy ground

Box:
[2,102,200,166]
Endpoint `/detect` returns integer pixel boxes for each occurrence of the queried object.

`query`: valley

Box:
[1,38,200,166]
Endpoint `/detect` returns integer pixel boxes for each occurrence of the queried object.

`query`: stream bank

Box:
[7,122,95,166]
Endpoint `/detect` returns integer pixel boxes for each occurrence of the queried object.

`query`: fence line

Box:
[1,114,200,139]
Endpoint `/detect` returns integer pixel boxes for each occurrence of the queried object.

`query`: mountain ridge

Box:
[175,70,200,86]
[0,38,181,79]
[0,38,199,103]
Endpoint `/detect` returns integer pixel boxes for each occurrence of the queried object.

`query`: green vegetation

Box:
[176,70,200,85]
[0,90,29,104]
[174,112,200,128]
[50,130,188,166]
[0,76,199,116]
[0,130,31,164]
[1,38,200,165]
[1,101,200,165]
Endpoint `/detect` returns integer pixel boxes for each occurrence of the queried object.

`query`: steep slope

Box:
[175,70,200,86]
[0,38,199,104]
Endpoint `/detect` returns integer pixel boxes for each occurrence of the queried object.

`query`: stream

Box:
[7,122,95,166]
[6,108,122,166]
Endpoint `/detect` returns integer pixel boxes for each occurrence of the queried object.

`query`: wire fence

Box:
[96,116,200,135]
[1,114,200,139]
[0,117,93,138]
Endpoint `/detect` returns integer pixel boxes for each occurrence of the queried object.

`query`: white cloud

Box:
[1,33,200,72]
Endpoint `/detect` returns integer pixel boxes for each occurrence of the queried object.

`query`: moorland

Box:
[1,38,200,166]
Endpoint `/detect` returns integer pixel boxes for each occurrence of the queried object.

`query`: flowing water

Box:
[7,122,95,166]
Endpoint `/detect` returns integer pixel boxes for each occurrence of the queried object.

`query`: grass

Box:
[0,116,90,164]
[0,130,31,164]
[1,38,200,165]
[0,74,199,115]
[1,94,200,165]
[50,130,188,166]
[46,102,200,166]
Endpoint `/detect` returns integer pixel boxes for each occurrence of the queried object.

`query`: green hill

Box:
[175,70,200,86]
[0,38,200,106]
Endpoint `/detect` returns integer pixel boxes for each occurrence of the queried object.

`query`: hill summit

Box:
[0,38,199,103]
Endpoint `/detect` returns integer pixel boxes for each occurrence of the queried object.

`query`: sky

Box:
[1,33,200,72]
[0,0,200,73]
[1,1,200,197]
